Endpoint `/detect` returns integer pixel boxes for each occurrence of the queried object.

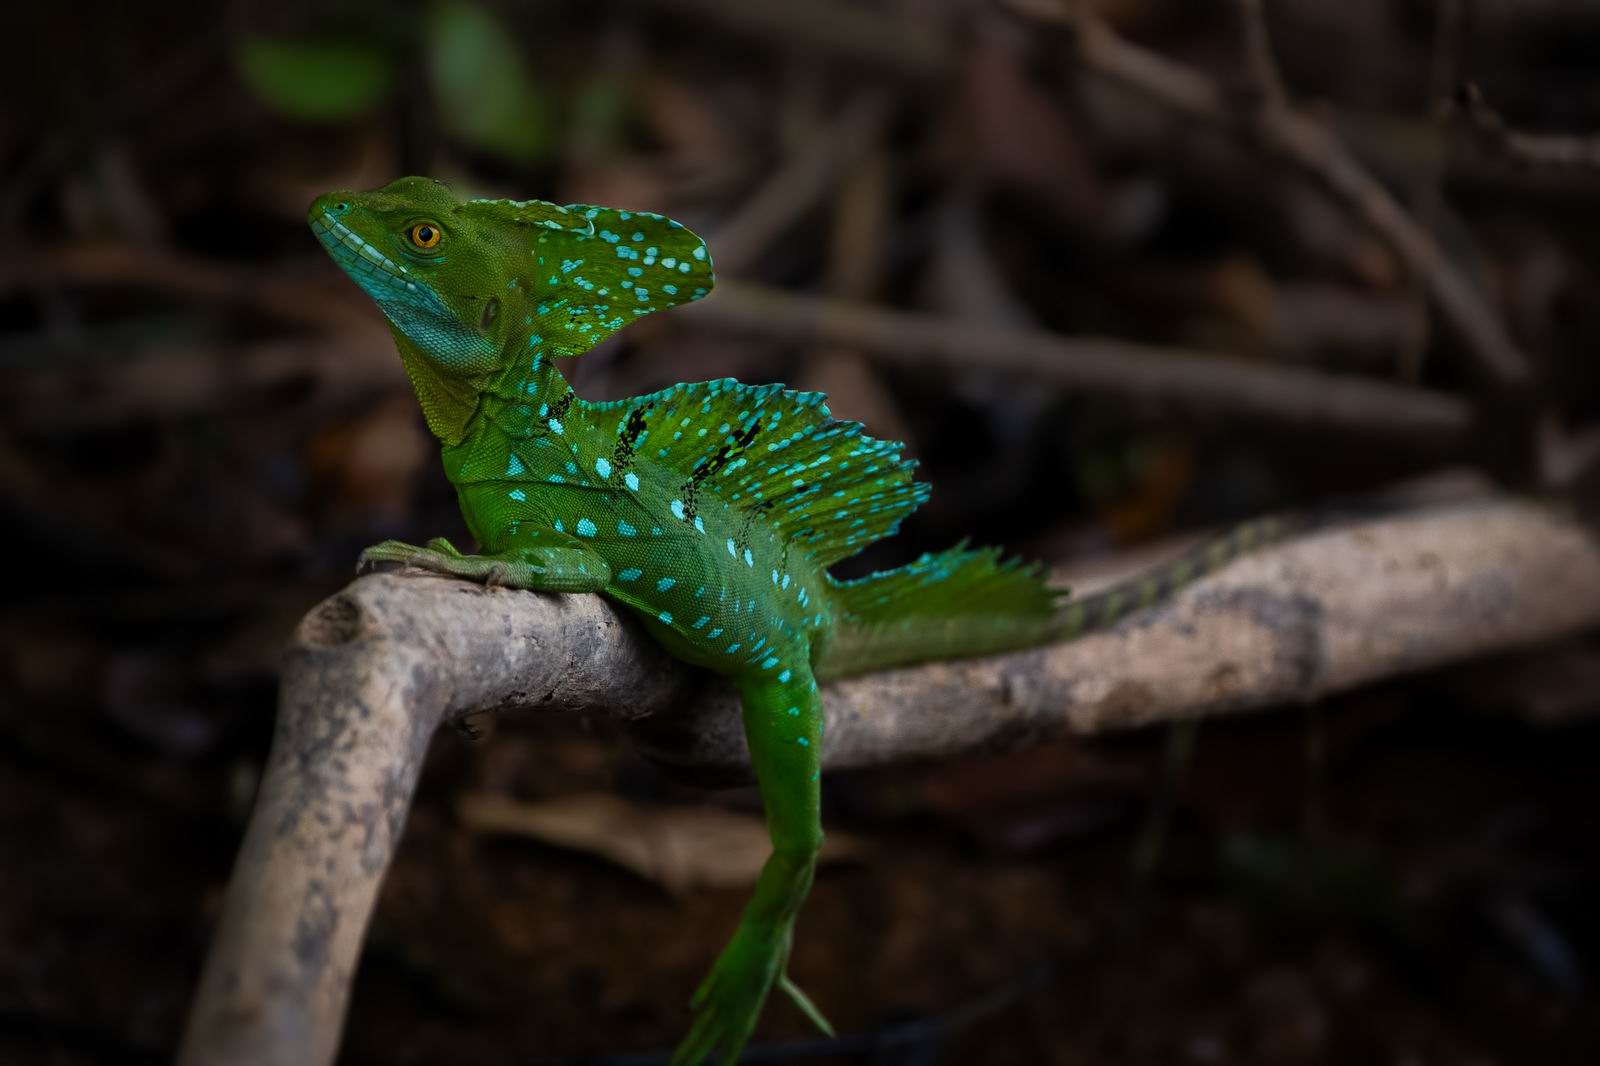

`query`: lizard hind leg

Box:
[672,663,832,1066]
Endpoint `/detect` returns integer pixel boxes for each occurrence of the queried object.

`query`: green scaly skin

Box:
[310,177,1299,1064]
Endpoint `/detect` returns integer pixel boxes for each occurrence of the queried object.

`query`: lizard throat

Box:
[312,210,497,373]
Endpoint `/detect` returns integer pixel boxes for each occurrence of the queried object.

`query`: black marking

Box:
[547,389,576,421]
[613,404,651,473]
[687,418,762,489]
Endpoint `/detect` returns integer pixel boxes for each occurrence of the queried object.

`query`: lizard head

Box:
[310,176,715,442]
[309,176,513,376]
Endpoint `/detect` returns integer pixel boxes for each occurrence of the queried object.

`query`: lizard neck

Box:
[437,303,586,487]
[481,292,578,413]
[410,290,580,447]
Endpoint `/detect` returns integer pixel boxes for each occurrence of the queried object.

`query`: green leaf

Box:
[235,38,393,122]
[427,2,551,163]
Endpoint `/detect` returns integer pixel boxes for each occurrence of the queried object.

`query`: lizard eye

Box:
[407,222,443,250]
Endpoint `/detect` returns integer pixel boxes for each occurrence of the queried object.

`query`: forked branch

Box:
[180,497,1600,1066]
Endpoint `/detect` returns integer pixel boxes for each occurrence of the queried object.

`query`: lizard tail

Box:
[812,514,1304,681]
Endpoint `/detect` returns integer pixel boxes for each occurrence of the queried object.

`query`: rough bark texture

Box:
[180,497,1600,1066]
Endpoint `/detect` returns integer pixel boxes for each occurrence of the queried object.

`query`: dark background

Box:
[5,1,1600,1062]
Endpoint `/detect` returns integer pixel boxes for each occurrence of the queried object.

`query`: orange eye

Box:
[408,222,443,250]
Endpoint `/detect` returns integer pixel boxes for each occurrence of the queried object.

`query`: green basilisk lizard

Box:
[310,176,1293,1064]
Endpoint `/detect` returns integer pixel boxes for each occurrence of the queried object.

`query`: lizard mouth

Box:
[310,210,449,316]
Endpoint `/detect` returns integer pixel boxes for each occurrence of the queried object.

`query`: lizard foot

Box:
[672,920,784,1066]
[356,539,546,589]
[671,918,831,1066]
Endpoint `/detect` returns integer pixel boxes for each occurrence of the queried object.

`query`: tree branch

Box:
[180,497,1600,1066]
[687,281,1473,436]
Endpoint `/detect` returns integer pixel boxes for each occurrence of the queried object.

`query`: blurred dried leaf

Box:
[456,791,865,894]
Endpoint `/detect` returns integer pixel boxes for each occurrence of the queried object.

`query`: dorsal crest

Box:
[590,378,928,568]
[465,198,715,360]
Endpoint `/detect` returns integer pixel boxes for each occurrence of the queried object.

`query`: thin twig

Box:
[1452,82,1600,172]
[1397,0,1464,382]
[1229,0,1286,109]
[180,497,1600,1066]
[686,281,1473,435]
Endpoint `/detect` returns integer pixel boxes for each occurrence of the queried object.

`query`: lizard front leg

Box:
[358,533,610,592]
[673,660,833,1066]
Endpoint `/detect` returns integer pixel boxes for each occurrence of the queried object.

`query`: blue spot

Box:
[670,499,685,520]
[595,457,612,478]
[709,628,723,638]
[632,231,644,241]
[656,577,676,591]
[625,472,640,491]
[726,538,738,558]
[508,489,527,502]
[627,266,643,277]
[694,516,706,534]
[762,656,779,669]
[692,246,706,260]
[726,643,741,654]
[664,284,678,295]
[778,670,792,683]
[658,612,673,624]
[505,454,525,476]
[796,737,810,747]
[692,615,709,628]
[618,568,642,581]
[554,518,565,533]
[743,548,754,567]
[576,517,597,538]
[548,418,564,434]
[618,520,637,537]
[786,706,799,716]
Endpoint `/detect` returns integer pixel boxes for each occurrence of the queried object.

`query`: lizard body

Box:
[310,176,1296,1064]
